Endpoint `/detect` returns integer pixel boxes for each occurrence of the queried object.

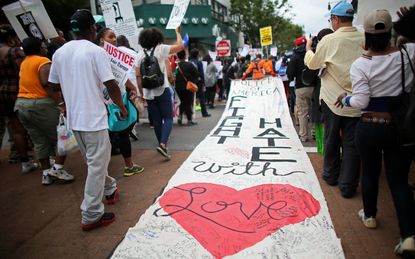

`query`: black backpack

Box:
[140,47,164,89]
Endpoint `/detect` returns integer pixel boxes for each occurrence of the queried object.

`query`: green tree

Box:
[230,0,303,52]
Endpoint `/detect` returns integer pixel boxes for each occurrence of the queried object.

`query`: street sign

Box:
[260,26,272,46]
[216,40,231,57]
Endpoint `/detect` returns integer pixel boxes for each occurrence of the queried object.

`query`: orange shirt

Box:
[245,61,265,80]
[18,55,51,98]
[263,60,275,74]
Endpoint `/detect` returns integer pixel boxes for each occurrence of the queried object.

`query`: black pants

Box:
[109,125,133,159]
[321,100,361,196]
[197,86,208,116]
[176,89,194,121]
[217,79,224,100]
[206,86,216,106]
[355,120,415,238]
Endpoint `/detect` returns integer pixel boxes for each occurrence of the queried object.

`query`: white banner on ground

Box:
[2,0,58,41]
[103,41,135,87]
[111,77,344,259]
[100,0,140,51]
[166,0,191,29]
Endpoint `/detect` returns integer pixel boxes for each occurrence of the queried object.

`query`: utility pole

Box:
[90,0,97,15]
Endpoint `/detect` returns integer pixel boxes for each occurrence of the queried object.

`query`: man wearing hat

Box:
[287,35,314,142]
[48,9,127,230]
[304,1,364,198]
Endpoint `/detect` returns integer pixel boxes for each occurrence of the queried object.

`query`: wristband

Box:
[342,96,352,107]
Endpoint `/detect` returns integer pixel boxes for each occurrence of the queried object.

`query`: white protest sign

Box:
[214,61,223,77]
[100,0,140,51]
[239,44,251,57]
[270,47,278,57]
[112,77,345,259]
[208,50,217,61]
[166,0,191,29]
[104,41,135,87]
[2,0,58,41]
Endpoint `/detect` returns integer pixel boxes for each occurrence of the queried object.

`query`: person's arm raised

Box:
[169,27,184,54]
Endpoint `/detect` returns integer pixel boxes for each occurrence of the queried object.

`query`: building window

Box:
[211,0,228,22]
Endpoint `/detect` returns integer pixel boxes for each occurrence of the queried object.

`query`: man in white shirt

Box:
[48,9,127,231]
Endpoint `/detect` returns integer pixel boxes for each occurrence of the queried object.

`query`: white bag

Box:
[57,113,78,156]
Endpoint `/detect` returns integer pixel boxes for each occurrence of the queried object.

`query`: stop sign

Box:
[216,40,231,57]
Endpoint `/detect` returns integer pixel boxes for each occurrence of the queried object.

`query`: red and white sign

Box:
[216,40,231,57]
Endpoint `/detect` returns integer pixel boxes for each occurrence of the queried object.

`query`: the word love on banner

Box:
[111,77,345,259]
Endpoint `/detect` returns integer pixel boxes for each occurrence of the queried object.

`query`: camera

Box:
[311,36,318,52]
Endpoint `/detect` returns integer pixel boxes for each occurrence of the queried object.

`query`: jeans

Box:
[321,100,361,196]
[147,87,173,145]
[355,120,415,238]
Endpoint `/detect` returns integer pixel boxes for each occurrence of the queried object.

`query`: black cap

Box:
[70,9,95,33]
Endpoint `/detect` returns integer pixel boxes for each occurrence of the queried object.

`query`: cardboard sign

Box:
[270,47,278,57]
[166,0,191,29]
[2,0,58,41]
[111,77,345,259]
[100,0,140,51]
[104,41,135,87]
[260,26,272,46]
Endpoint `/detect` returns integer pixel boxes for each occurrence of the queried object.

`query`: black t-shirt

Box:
[175,61,199,91]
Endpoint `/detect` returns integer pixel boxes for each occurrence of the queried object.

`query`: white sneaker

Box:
[358,209,377,229]
[395,236,415,255]
[48,167,75,181]
[21,161,39,174]
[42,174,53,185]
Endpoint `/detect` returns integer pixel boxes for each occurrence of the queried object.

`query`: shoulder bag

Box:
[177,63,198,93]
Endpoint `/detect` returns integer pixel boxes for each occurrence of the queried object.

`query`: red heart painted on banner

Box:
[157,183,320,258]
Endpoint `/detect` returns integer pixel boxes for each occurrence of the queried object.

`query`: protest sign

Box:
[100,0,140,51]
[239,44,250,57]
[166,0,191,29]
[112,77,345,259]
[103,41,135,87]
[270,47,278,57]
[2,0,58,41]
[208,50,217,61]
[260,26,272,46]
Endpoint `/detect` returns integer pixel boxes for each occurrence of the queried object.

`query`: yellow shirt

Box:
[304,26,364,117]
[18,55,51,99]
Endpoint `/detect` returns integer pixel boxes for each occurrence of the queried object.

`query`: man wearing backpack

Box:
[287,36,315,142]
